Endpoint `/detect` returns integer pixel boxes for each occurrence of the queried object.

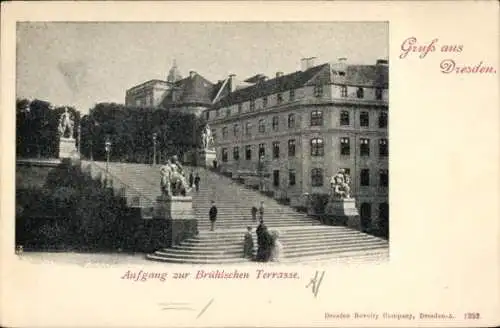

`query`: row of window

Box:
[212,85,386,119]
[216,111,388,140]
[310,168,388,187]
[360,202,389,220]
[220,138,388,161]
[256,168,388,188]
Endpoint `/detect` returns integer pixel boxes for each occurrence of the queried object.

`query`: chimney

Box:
[276,72,284,78]
[300,58,308,71]
[189,71,196,78]
[228,74,237,92]
[301,57,317,71]
[376,59,389,66]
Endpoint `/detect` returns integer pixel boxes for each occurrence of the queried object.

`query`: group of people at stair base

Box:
[244,220,282,262]
[188,171,201,192]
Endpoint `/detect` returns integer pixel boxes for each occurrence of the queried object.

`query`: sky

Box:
[16,22,388,115]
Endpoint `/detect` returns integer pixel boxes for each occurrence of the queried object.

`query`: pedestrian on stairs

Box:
[194,173,201,192]
[189,171,194,188]
[259,201,265,221]
[243,226,254,259]
[251,206,258,221]
[209,200,217,231]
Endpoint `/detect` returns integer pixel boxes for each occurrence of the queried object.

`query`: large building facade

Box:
[125,60,229,117]
[205,58,389,228]
[125,57,389,228]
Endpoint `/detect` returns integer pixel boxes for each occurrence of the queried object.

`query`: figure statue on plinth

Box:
[160,156,192,196]
[201,124,214,150]
[329,169,351,199]
[58,107,74,139]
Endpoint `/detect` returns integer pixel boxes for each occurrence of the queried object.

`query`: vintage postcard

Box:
[1,1,499,327]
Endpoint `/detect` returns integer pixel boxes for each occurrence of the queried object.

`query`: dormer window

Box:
[277,93,283,104]
[356,87,364,99]
[314,84,323,98]
[250,100,255,111]
[226,108,231,117]
[263,96,268,108]
[289,90,295,102]
[340,85,348,97]
[238,104,243,113]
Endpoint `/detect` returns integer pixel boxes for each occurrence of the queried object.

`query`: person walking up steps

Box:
[194,173,201,192]
[209,200,217,231]
[251,206,258,221]
[243,226,254,259]
[189,171,194,188]
[259,201,265,221]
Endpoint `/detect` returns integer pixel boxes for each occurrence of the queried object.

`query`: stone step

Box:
[181,233,379,246]
[152,243,388,261]
[194,225,350,235]
[174,238,386,253]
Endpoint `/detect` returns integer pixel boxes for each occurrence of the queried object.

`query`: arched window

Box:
[360,111,369,127]
[310,110,323,126]
[258,119,266,133]
[272,116,279,131]
[340,110,350,126]
[311,168,324,187]
[310,138,324,156]
[288,113,296,128]
[378,111,388,128]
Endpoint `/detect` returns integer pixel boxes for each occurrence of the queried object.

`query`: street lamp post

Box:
[77,123,81,155]
[152,132,157,166]
[90,140,93,161]
[258,154,265,192]
[105,138,111,185]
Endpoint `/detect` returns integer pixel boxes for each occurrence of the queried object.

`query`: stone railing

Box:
[81,160,155,208]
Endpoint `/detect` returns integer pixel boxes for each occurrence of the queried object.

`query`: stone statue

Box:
[58,107,74,139]
[160,156,192,196]
[201,124,214,149]
[330,169,351,199]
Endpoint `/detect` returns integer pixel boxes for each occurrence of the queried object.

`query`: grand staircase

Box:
[83,161,389,264]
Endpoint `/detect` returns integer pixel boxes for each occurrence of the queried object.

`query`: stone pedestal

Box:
[198,149,216,168]
[151,195,198,248]
[59,138,78,159]
[324,198,361,230]
[153,195,195,220]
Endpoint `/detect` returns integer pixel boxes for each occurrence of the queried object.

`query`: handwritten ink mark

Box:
[196,298,214,319]
[159,302,195,311]
[305,270,325,298]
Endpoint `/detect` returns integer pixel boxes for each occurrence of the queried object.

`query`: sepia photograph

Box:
[15,22,389,265]
[2,1,499,327]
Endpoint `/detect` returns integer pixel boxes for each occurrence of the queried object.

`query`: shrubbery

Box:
[16,162,128,251]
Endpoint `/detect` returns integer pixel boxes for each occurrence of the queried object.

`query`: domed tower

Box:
[167,59,182,84]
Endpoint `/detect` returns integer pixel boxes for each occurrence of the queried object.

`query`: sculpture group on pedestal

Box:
[324,169,360,230]
[198,124,216,168]
[58,107,78,159]
[329,169,351,199]
[201,124,214,150]
[160,155,192,196]
[58,107,74,139]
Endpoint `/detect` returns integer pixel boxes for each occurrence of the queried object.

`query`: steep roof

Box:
[215,63,330,107]
[345,65,388,88]
[161,73,215,107]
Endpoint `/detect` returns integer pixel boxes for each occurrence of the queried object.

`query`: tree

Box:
[80,103,205,163]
